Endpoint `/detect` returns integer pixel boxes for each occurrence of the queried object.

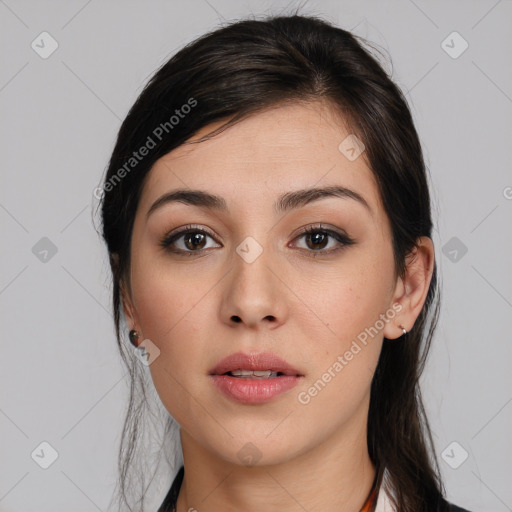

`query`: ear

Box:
[120,278,140,331]
[383,236,435,340]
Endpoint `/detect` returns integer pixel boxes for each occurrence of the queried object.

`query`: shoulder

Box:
[444,500,473,512]
[157,465,184,512]
[375,469,474,512]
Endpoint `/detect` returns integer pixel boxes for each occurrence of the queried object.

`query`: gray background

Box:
[1,0,511,511]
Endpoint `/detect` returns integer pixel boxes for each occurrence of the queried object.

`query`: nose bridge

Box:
[223,232,282,326]
[232,233,274,295]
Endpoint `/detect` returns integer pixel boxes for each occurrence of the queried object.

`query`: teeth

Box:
[229,370,279,378]
[252,370,276,377]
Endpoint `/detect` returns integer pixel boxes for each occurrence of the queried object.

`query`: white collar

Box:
[374,468,397,512]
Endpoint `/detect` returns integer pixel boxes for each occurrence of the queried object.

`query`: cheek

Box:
[130,244,205,340]
[292,252,392,402]
[131,253,218,410]
[291,269,386,435]
[130,263,212,426]
[296,254,393,351]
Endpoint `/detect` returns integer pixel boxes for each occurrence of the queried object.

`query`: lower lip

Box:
[210,375,302,404]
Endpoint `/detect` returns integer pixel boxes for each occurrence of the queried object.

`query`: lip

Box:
[210,374,303,404]
[208,351,304,404]
[208,351,303,377]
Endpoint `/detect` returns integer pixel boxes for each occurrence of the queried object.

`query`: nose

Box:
[220,243,287,330]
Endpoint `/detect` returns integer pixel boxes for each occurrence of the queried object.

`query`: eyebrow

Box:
[146,185,373,219]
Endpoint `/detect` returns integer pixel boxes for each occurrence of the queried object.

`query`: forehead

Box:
[138,101,384,221]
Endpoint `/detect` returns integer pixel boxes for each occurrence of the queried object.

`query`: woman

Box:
[99,13,473,512]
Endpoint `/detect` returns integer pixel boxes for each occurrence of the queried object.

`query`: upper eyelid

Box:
[162,223,344,239]
[163,224,217,241]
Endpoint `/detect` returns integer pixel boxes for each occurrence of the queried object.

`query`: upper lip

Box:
[209,351,304,376]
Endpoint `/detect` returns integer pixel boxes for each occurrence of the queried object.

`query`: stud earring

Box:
[129,329,140,347]
[399,324,407,337]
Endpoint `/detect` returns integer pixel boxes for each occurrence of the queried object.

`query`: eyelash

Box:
[159,223,356,258]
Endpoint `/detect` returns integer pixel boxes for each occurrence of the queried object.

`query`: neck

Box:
[175,401,376,512]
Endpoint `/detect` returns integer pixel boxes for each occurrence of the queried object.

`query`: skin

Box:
[121,100,435,512]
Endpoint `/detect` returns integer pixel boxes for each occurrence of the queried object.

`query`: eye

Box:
[291,224,355,257]
[160,223,355,257]
[160,224,220,255]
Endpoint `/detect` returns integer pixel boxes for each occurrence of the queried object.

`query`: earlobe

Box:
[383,236,435,340]
[120,281,144,347]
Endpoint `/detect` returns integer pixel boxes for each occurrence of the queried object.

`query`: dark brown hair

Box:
[99,12,446,512]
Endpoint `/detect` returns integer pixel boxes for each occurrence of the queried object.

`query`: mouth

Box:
[208,351,304,403]
[221,370,293,379]
[208,351,304,378]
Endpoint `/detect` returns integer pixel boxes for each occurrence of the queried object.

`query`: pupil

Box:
[308,232,326,250]
[186,233,205,250]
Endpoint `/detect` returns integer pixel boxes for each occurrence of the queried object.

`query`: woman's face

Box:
[123,101,408,466]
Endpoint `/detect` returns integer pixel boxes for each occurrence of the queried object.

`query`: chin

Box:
[203,431,310,469]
